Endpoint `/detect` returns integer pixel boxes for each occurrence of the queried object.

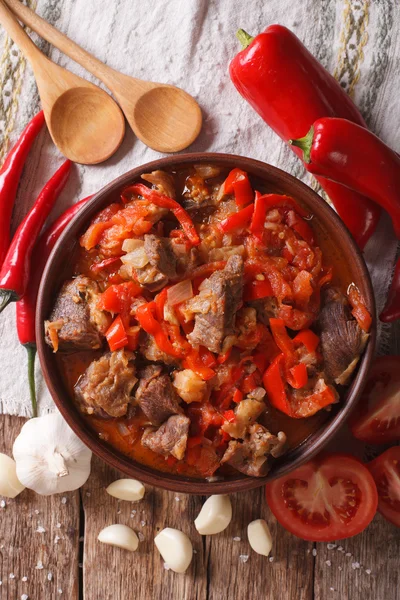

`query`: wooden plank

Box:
[313,514,400,600]
[0,414,80,600]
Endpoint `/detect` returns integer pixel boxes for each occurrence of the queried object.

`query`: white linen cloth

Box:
[0,0,398,416]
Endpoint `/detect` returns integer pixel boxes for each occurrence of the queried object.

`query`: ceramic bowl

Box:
[36,153,376,494]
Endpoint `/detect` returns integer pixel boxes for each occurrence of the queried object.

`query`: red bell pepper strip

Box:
[0,111,45,267]
[250,193,309,238]
[90,256,121,273]
[380,258,400,323]
[263,354,292,414]
[223,410,236,423]
[292,117,400,238]
[125,183,200,246]
[0,160,72,313]
[98,281,142,315]
[183,350,216,381]
[347,284,372,332]
[229,26,380,249]
[186,261,226,281]
[222,168,254,207]
[136,301,181,358]
[269,318,295,360]
[217,347,232,364]
[106,315,128,351]
[244,279,273,301]
[288,363,308,389]
[232,388,243,404]
[219,203,254,233]
[293,329,320,353]
[16,194,92,416]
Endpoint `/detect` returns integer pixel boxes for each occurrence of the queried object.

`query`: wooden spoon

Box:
[5,0,202,153]
[0,1,125,164]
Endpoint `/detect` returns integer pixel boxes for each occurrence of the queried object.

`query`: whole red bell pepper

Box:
[229,25,381,249]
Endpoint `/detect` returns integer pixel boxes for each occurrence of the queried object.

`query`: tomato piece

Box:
[350,356,400,444]
[368,447,400,528]
[265,453,378,541]
[292,270,314,306]
[105,315,128,351]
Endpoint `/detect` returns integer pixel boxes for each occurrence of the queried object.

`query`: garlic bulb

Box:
[98,524,139,551]
[13,412,92,495]
[0,453,25,498]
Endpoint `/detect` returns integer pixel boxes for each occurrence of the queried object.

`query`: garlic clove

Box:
[154,528,193,573]
[98,524,139,551]
[13,413,92,495]
[194,495,232,535]
[0,453,25,498]
[247,519,273,556]
[106,479,145,502]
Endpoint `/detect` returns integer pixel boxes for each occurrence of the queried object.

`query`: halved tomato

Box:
[368,446,400,528]
[350,356,400,445]
[265,453,378,541]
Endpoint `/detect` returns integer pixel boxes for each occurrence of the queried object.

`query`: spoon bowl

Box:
[49,87,126,164]
[0,0,125,164]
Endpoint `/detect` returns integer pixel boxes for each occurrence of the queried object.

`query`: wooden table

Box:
[0,326,399,600]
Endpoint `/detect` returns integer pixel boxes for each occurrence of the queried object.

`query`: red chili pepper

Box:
[219,203,254,233]
[380,258,400,323]
[293,117,400,240]
[229,26,380,249]
[293,329,320,353]
[222,168,254,207]
[16,194,91,416]
[0,111,45,267]
[125,183,200,246]
[0,160,71,312]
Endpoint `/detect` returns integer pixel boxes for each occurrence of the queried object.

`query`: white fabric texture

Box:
[0,0,397,416]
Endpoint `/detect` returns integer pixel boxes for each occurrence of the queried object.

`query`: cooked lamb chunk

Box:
[318,287,369,385]
[142,414,190,460]
[172,369,208,404]
[74,350,137,418]
[140,333,181,367]
[141,170,176,198]
[221,394,266,439]
[134,235,177,291]
[249,297,279,326]
[186,255,244,353]
[135,365,182,426]
[221,424,287,477]
[45,276,110,351]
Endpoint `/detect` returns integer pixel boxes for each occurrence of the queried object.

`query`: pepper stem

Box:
[26,345,37,418]
[0,291,14,313]
[289,126,314,164]
[236,29,254,50]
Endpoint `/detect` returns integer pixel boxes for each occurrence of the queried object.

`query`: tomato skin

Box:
[368,446,400,528]
[265,453,378,541]
[350,356,400,445]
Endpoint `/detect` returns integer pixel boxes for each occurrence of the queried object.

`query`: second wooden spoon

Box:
[6,0,203,153]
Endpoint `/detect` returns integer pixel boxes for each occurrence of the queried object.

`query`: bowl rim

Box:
[36,152,376,494]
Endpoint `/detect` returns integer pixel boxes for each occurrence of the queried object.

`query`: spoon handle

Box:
[0,0,46,68]
[4,0,127,91]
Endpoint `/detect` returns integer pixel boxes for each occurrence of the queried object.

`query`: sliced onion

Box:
[121,247,150,269]
[209,245,245,261]
[122,238,144,253]
[194,164,221,178]
[117,422,130,437]
[167,279,193,306]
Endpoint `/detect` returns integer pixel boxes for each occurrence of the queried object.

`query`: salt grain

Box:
[36,525,46,533]
[79,563,83,568]
[34,510,40,515]
[138,532,145,542]
[58,589,63,595]
[330,587,335,592]
[351,562,360,570]
[56,523,62,529]
[327,544,336,550]
[325,560,331,566]
[0,580,2,585]
[61,497,67,504]
[79,536,84,542]
[163,563,170,571]
[0,500,6,508]
[22,577,28,582]
[269,557,274,563]
[9,573,15,579]
[365,569,372,575]
[140,520,146,527]
[193,549,197,554]
[86,492,91,497]
[337,546,344,552]
[233,536,241,542]
[21,595,29,600]
[117,509,121,515]
[312,549,317,556]
[338,566,343,571]
[47,573,53,581]
[345,552,352,557]
[239,554,249,563]
[35,561,44,570]
[54,536,61,544]
[175,496,180,502]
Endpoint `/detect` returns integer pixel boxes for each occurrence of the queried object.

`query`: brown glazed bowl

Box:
[36,153,376,494]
